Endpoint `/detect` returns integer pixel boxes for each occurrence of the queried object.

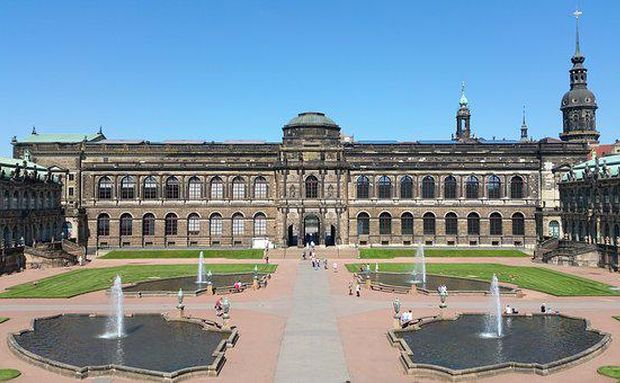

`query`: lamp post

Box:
[392,298,402,329]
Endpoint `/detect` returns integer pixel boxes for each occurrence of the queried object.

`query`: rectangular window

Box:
[68,174,75,181]
[233,182,246,199]
[254,218,267,236]
[68,187,74,197]
[211,183,224,199]
[188,182,202,200]
[211,219,223,236]
[232,219,244,236]
[254,182,268,199]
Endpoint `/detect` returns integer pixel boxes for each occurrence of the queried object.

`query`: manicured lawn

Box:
[598,366,620,382]
[0,264,277,299]
[614,316,620,322]
[345,263,620,296]
[101,248,263,259]
[359,248,528,259]
[0,369,20,381]
[0,318,8,324]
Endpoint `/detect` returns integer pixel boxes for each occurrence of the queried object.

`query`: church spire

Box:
[520,106,528,141]
[559,9,599,144]
[455,82,471,141]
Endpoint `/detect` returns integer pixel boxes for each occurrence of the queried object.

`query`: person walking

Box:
[355,283,361,297]
[348,282,353,295]
[333,262,338,273]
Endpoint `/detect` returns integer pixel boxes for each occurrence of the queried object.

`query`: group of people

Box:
[348,281,362,297]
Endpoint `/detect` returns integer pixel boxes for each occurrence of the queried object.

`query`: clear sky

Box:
[1,1,618,156]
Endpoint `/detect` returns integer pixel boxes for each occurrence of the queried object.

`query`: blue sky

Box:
[1,1,618,156]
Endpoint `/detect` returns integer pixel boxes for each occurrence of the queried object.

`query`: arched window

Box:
[378,176,392,199]
[357,176,370,199]
[188,213,200,235]
[305,175,319,199]
[467,212,480,235]
[421,176,435,199]
[444,176,457,199]
[445,212,458,235]
[120,213,133,236]
[188,177,202,200]
[165,213,178,235]
[143,176,158,199]
[510,176,524,199]
[165,177,180,199]
[142,213,155,236]
[120,176,136,199]
[11,191,19,209]
[2,190,8,210]
[28,192,35,209]
[465,176,479,199]
[254,177,268,199]
[98,177,113,199]
[210,213,223,236]
[97,213,110,236]
[549,220,560,239]
[379,212,392,235]
[489,212,503,235]
[487,175,501,199]
[232,177,246,199]
[512,213,525,236]
[210,177,224,199]
[232,213,244,236]
[423,212,436,235]
[357,212,370,235]
[400,176,413,199]
[401,212,414,235]
[254,213,267,236]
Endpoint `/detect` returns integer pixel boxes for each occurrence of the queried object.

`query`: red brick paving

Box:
[0,253,618,382]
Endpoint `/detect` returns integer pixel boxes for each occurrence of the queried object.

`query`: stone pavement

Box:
[0,255,619,383]
[274,261,350,383]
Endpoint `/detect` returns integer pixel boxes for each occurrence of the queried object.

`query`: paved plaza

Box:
[0,252,619,383]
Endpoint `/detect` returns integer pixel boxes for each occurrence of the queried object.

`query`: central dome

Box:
[282,112,341,145]
[284,112,339,128]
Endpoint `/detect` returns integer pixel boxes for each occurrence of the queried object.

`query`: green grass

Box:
[614,316,620,322]
[346,263,620,296]
[101,248,264,259]
[598,366,620,382]
[0,369,20,381]
[0,264,277,299]
[359,248,528,259]
[0,318,8,324]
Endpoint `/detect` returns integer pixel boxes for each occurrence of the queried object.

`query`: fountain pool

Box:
[389,313,609,379]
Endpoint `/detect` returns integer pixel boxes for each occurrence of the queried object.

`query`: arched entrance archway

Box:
[287,224,298,247]
[63,222,73,239]
[303,215,320,245]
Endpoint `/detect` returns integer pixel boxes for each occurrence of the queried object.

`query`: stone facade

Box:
[0,158,64,247]
[558,155,620,267]
[11,111,589,252]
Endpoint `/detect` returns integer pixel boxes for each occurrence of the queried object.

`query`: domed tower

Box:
[455,82,471,141]
[560,10,600,144]
[282,112,341,146]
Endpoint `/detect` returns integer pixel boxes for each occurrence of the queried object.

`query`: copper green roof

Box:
[562,154,620,181]
[0,156,61,182]
[284,112,339,128]
[15,132,105,144]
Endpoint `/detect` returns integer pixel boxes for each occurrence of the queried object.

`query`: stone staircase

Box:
[534,239,601,267]
[268,246,359,260]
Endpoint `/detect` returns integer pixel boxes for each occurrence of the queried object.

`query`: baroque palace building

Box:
[9,21,601,252]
